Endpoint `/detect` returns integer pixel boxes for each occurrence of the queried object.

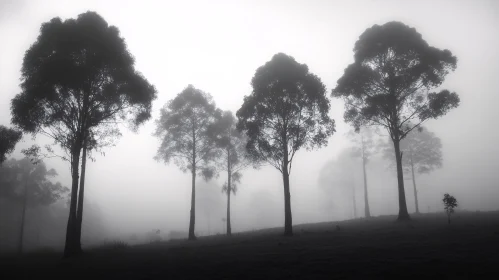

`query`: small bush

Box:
[443,193,458,224]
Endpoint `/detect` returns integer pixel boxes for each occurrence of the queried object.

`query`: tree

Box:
[208,111,254,235]
[0,158,68,253]
[332,21,459,221]
[382,126,442,214]
[347,126,379,218]
[10,11,157,257]
[0,126,22,164]
[442,193,457,224]
[154,85,220,240]
[237,53,335,236]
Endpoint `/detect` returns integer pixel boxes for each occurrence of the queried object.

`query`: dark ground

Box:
[2,211,499,279]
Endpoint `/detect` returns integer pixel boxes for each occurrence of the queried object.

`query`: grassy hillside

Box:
[2,211,498,279]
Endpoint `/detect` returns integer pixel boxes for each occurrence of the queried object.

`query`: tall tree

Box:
[382,126,442,214]
[237,53,335,236]
[347,126,379,218]
[332,21,459,221]
[208,111,254,236]
[0,158,68,253]
[154,85,220,240]
[0,126,22,164]
[10,11,157,257]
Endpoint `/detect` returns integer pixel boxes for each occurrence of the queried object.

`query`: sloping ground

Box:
[2,211,499,279]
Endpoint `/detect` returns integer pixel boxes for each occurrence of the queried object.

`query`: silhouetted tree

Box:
[0,158,68,253]
[382,126,442,214]
[10,11,157,257]
[442,193,457,224]
[154,85,220,240]
[332,21,459,221]
[237,53,335,236]
[0,126,22,164]
[347,126,379,218]
[207,111,254,235]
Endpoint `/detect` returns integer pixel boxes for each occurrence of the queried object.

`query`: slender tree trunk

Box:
[226,156,232,236]
[18,174,29,254]
[393,139,410,221]
[282,155,293,236]
[410,154,420,214]
[189,166,196,240]
[362,160,370,218]
[361,135,371,218]
[75,138,87,251]
[352,184,357,219]
[64,146,81,258]
[447,213,451,224]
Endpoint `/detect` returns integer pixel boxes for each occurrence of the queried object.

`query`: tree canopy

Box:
[382,125,443,174]
[333,21,459,139]
[0,126,22,164]
[237,53,335,174]
[0,158,68,206]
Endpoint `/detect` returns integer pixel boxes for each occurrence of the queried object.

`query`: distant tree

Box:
[323,148,359,219]
[382,126,442,214]
[10,11,156,257]
[154,85,220,240]
[332,21,459,221]
[208,111,255,236]
[347,126,379,218]
[442,193,458,224]
[237,53,335,236]
[0,126,22,164]
[0,158,68,253]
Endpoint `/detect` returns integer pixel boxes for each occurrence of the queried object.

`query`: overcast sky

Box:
[1,0,498,238]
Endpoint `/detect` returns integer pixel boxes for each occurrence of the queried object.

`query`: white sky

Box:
[1,0,499,238]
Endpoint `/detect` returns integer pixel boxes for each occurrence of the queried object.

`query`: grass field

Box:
[2,211,498,279]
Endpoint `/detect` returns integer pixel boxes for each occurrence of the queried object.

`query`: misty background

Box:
[1,0,498,249]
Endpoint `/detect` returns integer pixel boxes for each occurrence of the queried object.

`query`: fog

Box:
[1,0,499,250]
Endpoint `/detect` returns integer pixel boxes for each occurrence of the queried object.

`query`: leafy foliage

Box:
[347,126,380,164]
[332,21,459,140]
[443,193,458,224]
[154,85,221,179]
[0,126,22,164]
[237,53,335,174]
[0,158,69,206]
[208,111,254,194]
[10,11,157,159]
[382,125,442,174]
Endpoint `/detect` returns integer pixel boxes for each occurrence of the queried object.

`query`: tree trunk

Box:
[393,139,410,221]
[18,174,29,254]
[410,154,420,214]
[75,139,87,251]
[447,214,451,224]
[361,135,371,218]
[64,146,81,258]
[352,184,357,219]
[226,165,232,236]
[282,158,293,236]
[362,153,370,218]
[188,166,196,240]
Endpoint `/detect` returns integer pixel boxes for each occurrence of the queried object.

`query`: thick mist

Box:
[1,0,499,251]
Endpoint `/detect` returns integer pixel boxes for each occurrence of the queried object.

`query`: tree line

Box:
[0,11,459,257]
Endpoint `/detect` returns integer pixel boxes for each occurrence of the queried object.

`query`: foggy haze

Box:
[1,0,498,248]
